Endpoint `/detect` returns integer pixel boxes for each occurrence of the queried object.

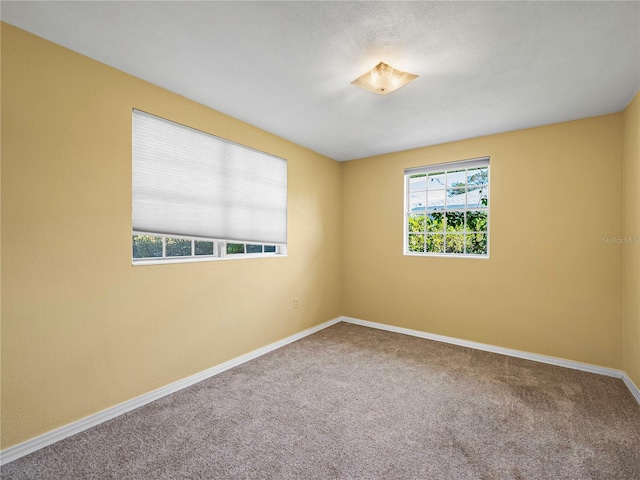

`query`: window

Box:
[132,110,287,264]
[404,157,489,257]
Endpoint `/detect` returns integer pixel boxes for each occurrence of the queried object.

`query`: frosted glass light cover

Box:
[351,62,418,95]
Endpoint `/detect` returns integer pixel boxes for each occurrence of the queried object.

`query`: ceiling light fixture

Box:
[351,62,419,95]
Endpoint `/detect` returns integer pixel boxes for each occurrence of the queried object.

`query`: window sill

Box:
[404,252,490,259]
[132,253,287,266]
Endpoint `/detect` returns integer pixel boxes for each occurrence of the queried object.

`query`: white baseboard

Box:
[623,374,640,404]
[3,315,638,465]
[340,316,640,404]
[0,317,342,466]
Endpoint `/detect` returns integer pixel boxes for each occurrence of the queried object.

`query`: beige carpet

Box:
[2,322,639,479]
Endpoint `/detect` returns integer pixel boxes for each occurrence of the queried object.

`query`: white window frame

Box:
[403,157,490,258]
[132,231,287,266]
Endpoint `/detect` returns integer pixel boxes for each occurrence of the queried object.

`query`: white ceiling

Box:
[2,1,639,161]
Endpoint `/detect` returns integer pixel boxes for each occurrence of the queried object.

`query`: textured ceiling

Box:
[2,1,639,161]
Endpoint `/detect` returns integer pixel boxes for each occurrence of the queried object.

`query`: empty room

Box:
[1,1,639,478]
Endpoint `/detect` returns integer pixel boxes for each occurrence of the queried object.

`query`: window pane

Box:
[264,245,276,253]
[227,243,245,255]
[246,244,263,254]
[468,186,488,208]
[133,235,162,258]
[408,213,426,233]
[408,234,425,253]
[466,233,488,255]
[445,212,465,232]
[466,211,488,232]
[166,237,191,256]
[195,241,214,256]
[426,212,444,232]
[427,171,446,190]
[409,174,426,192]
[446,234,464,254]
[426,234,444,253]
[468,167,488,186]
[409,191,426,212]
[446,188,466,209]
[446,169,466,188]
[427,189,445,210]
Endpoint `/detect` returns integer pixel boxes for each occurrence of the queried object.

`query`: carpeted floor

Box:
[2,322,639,479]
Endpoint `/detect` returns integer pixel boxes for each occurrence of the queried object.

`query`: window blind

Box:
[132,110,287,245]
[405,156,489,176]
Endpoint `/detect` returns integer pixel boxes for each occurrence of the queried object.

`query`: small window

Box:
[133,234,282,263]
[405,157,489,257]
[132,110,287,264]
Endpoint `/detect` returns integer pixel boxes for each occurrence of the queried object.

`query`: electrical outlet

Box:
[293,298,299,309]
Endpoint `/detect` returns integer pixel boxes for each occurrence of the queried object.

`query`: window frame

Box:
[403,157,490,258]
[132,231,286,266]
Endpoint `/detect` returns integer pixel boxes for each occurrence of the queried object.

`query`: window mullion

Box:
[405,161,489,257]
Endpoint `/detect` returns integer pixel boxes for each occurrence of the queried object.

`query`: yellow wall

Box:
[623,91,640,388]
[0,24,342,448]
[342,114,623,369]
[1,21,637,452]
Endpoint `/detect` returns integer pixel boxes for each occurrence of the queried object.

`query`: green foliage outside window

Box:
[133,235,162,258]
[166,238,191,256]
[195,241,214,256]
[226,243,245,254]
[407,164,489,255]
[133,235,277,261]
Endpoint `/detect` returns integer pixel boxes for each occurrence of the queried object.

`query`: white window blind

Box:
[404,157,489,176]
[132,110,287,245]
